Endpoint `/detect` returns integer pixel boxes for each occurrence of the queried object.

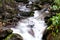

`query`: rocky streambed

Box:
[0,0,60,40]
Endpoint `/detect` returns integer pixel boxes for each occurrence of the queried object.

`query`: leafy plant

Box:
[50,14,60,26]
[54,0,60,5]
[47,13,60,36]
[51,0,60,11]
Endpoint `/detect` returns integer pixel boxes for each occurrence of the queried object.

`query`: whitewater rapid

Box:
[10,1,49,40]
[11,9,48,40]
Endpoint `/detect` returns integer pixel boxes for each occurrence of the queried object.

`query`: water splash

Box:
[11,2,49,40]
[11,9,48,40]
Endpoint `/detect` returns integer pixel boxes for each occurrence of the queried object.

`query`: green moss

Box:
[4,34,14,40]
[0,0,2,7]
[4,34,23,40]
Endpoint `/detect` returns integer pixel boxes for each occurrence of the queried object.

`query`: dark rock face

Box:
[42,30,50,40]
[19,12,34,17]
[15,0,28,3]
[4,34,23,40]
[0,28,13,39]
[0,0,20,27]
[0,28,23,40]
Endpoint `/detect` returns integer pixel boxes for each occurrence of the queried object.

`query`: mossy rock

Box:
[53,33,60,40]
[47,33,60,40]
[0,28,23,40]
[20,11,34,17]
[0,28,13,39]
[4,33,23,40]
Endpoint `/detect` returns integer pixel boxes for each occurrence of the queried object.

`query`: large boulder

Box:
[0,28,13,39]
[0,27,23,40]
[4,34,23,40]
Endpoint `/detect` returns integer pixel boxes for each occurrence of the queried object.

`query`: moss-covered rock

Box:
[0,27,23,40]
[0,28,13,39]
[4,34,23,40]
[47,33,60,40]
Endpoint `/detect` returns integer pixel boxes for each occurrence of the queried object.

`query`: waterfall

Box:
[11,10,48,40]
[11,2,49,40]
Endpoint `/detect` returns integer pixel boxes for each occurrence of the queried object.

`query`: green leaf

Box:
[52,5,58,10]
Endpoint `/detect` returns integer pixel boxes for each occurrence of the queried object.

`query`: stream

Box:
[11,1,49,40]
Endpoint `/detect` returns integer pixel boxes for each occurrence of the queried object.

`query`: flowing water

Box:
[11,2,49,40]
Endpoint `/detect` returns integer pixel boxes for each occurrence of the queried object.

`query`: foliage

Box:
[47,13,60,36]
[50,13,60,26]
[54,0,60,5]
[51,0,60,11]
[48,0,60,37]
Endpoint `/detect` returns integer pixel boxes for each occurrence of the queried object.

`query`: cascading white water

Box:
[11,10,48,40]
[11,2,49,40]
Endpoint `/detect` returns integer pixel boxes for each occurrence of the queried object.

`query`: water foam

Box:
[11,9,47,40]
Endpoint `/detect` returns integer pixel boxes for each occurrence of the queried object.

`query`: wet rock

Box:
[0,7,4,13]
[0,27,23,40]
[2,12,13,19]
[40,0,53,4]
[4,34,23,40]
[47,33,60,40]
[47,33,53,40]
[19,12,34,17]
[53,33,60,40]
[44,16,51,23]
[0,28,13,39]
[33,4,42,10]
[42,30,51,40]
[0,0,20,27]
[15,0,28,3]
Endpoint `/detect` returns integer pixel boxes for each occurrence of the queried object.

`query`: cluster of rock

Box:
[0,0,56,40]
[0,27,23,40]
